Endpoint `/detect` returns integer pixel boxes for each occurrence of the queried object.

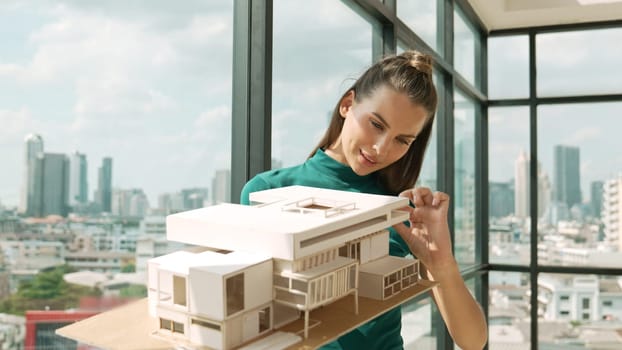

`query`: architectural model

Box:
[147,185,421,350]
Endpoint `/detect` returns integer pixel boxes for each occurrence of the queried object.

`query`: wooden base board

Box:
[57,280,437,350]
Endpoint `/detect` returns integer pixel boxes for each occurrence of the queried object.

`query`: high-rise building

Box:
[553,145,581,209]
[68,151,88,207]
[489,181,514,218]
[590,181,604,218]
[180,188,208,209]
[211,169,231,204]
[32,153,69,217]
[96,157,113,213]
[602,175,622,251]
[20,134,44,215]
[514,150,552,220]
[112,188,149,218]
[538,170,552,220]
[514,150,529,218]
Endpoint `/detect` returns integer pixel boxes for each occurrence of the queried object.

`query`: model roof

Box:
[166,186,409,260]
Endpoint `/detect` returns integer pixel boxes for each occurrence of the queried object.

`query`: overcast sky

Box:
[0,0,375,207]
[1,1,621,208]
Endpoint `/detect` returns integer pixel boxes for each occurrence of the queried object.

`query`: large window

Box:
[454,7,476,87]
[454,90,476,267]
[490,23,622,350]
[488,272,530,350]
[0,2,233,339]
[537,28,622,97]
[488,106,531,265]
[538,273,622,347]
[538,102,622,268]
[488,35,529,100]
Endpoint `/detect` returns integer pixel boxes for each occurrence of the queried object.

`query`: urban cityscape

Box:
[0,133,232,349]
[0,130,620,348]
[484,144,622,349]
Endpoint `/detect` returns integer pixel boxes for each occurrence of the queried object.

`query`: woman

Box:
[241,50,487,350]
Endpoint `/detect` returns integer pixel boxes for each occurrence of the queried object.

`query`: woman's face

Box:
[327,85,428,176]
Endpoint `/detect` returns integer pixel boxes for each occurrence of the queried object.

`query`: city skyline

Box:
[5,133,234,216]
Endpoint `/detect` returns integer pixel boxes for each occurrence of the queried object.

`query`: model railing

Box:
[273,261,359,338]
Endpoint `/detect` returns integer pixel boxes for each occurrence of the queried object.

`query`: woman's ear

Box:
[339,90,355,118]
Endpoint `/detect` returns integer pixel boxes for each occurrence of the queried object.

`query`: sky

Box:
[1,1,621,208]
[1,1,234,207]
[0,0,378,208]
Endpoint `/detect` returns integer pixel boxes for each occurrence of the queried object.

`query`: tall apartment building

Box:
[514,150,551,220]
[20,134,44,216]
[553,145,582,210]
[211,169,230,204]
[28,153,70,217]
[95,157,113,213]
[68,151,88,207]
[602,175,622,251]
[515,150,529,218]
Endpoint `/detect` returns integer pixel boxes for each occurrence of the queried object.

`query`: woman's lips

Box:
[359,149,377,166]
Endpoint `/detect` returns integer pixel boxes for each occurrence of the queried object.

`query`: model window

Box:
[259,306,271,332]
[173,321,184,334]
[173,275,187,306]
[192,319,221,331]
[160,318,173,331]
[226,273,244,316]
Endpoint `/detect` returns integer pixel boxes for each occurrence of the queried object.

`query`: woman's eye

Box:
[371,120,383,130]
[398,138,411,146]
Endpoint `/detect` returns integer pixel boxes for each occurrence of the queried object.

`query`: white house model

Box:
[147,185,421,350]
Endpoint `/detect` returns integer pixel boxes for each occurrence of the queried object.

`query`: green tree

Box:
[0,265,100,315]
[119,284,147,298]
[120,263,136,273]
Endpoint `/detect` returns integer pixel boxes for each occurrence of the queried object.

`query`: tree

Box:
[0,265,100,315]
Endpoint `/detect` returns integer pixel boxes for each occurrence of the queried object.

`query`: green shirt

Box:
[241,149,411,350]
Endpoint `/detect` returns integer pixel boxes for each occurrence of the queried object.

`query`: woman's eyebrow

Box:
[372,112,418,139]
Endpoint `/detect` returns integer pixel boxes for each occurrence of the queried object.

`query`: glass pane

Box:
[537,28,622,97]
[454,7,476,87]
[272,0,374,168]
[401,297,437,349]
[454,90,475,266]
[0,0,232,313]
[489,272,530,350]
[488,107,531,265]
[417,72,439,190]
[488,35,529,99]
[397,0,437,52]
[538,103,622,267]
[538,273,622,349]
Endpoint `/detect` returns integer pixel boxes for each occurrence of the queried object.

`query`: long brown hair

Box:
[309,50,438,195]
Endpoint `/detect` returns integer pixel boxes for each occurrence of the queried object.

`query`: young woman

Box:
[241,50,487,350]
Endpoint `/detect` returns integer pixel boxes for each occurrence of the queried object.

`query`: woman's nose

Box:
[372,136,390,156]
